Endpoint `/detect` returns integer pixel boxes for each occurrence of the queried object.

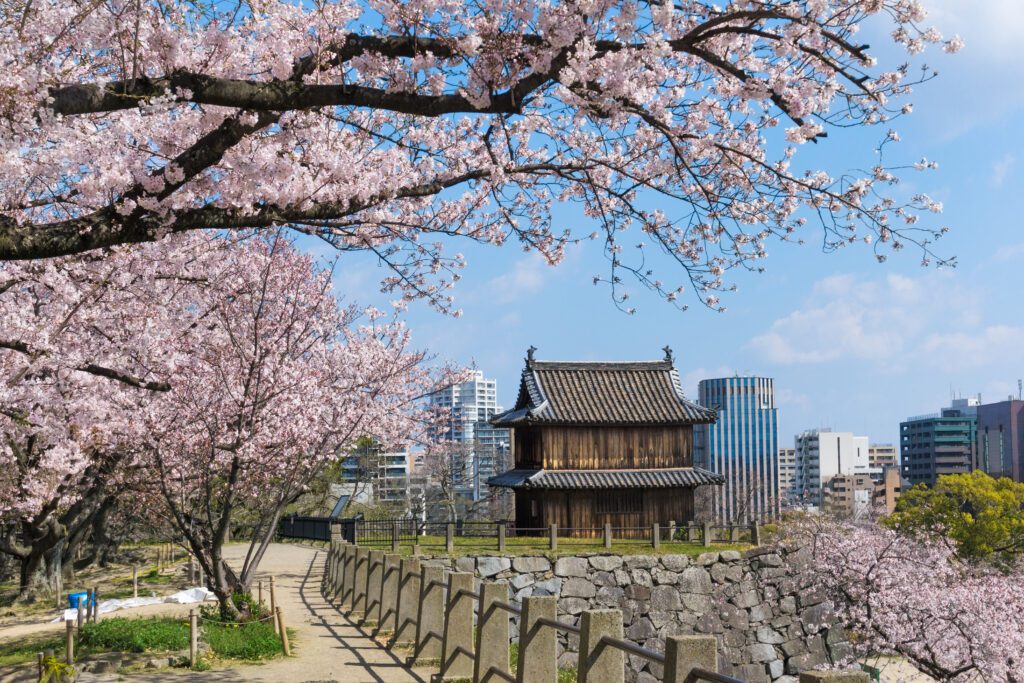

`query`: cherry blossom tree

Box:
[142,235,449,616]
[783,517,1024,682]
[0,235,222,597]
[0,1,960,311]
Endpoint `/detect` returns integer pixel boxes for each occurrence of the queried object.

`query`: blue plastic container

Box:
[68,591,92,609]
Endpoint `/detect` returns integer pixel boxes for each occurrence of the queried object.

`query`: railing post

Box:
[474,582,510,683]
[365,550,385,625]
[751,521,761,546]
[352,547,370,618]
[132,565,138,599]
[687,521,696,543]
[579,609,624,683]
[497,523,506,552]
[730,525,739,543]
[516,596,557,683]
[446,523,455,554]
[441,572,475,680]
[603,523,612,550]
[548,524,558,551]
[343,545,356,608]
[377,554,401,636]
[392,558,422,648]
[652,523,661,550]
[414,565,446,664]
[269,576,278,633]
[664,635,717,683]
[702,522,712,548]
[668,520,676,542]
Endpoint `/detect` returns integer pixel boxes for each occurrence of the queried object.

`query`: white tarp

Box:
[53,586,216,622]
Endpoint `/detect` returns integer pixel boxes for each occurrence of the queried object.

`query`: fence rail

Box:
[281,516,762,551]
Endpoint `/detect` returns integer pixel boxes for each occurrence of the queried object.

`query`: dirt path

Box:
[0,543,427,683]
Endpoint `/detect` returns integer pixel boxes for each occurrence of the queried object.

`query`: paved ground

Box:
[0,543,425,683]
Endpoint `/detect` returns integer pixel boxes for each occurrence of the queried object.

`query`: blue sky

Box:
[327,1,1024,447]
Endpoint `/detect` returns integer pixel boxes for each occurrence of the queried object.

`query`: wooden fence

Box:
[284,516,762,551]
[322,529,741,683]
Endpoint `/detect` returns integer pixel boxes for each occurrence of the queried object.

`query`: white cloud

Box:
[993,243,1024,262]
[748,272,979,367]
[487,255,552,303]
[923,0,1024,61]
[992,153,1016,187]
[921,325,1024,368]
[679,365,735,399]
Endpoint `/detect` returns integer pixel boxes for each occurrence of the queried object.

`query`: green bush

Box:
[79,617,189,653]
[203,620,282,660]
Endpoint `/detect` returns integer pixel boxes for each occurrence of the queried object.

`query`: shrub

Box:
[79,617,189,653]
[203,620,282,660]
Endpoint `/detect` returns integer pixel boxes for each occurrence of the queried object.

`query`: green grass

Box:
[203,621,284,660]
[509,642,577,683]
[79,617,190,653]
[0,633,65,666]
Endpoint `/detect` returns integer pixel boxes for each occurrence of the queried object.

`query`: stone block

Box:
[779,596,797,614]
[750,602,774,623]
[533,578,562,595]
[747,643,777,663]
[769,659,785,679]
[781,639,807,658]
[455,556,476,573]
[651,585,682,611]
[630,569,654,587]
[513,556,552,573]
[554,556,589,577]
[624,584,651,600]
[787,651,828,674]
[724,629,746,648]
[720,550,742,561]
[562,577,597,598]
[649,610,675,628]
[695,613,723,634]
[652,568,680,585]
[477,556,512,578]
[614,569,632,585]
[559,597,591,615]
[596,586,625,606]
[626,555,659,569]
[626,617,657,640]
[680,591,712,614]
[798,587,825,608]
[798,671,869,683]
[758,553,784,567]
[757,626,786,644]
[732,590,761,609]
[661,555,690,572]
[585,555,621,571]
[679,567,713,594]
[736,663,772,683]
[697,552,720,566]
[800,602,835,633]
[593,571,616,586]
[510,573,535,590]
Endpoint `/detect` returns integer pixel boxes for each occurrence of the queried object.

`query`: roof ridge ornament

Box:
[526,345,537,367]
[663,345,674,364]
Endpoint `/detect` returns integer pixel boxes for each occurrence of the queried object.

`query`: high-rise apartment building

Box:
[901,398,978,487]
[976,399,1024,482]
[695,376,778,522]
[792,429,870,504]
[778,448,797,504]
[868,444,899,470]
[340,445,413,505]
[428,370,511,500]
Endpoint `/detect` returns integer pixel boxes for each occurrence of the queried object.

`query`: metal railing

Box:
[320,532,750,683]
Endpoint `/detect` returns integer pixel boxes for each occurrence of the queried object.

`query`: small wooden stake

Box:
[76,598,84,629]
[132,565,138,599]
[258,579,263,608]
[276,607,291,656]
[65,619,74,664]
[189,609,198,667]
[36,652,43,682]
[269,577,278,634]
[91,586,99,623]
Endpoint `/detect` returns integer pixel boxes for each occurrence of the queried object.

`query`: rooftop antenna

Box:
[1019,379,1022,401]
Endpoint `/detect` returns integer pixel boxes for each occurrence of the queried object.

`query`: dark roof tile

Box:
[487,467,725,489]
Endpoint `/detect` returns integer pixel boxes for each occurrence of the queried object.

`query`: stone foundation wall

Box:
[423,547,848,683]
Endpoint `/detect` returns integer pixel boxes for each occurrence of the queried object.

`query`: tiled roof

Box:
[487,467,725,489]
[490,354,716,426]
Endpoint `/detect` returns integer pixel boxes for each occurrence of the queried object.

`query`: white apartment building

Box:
[428,371,511,500]
[793,429,871,504]
[777,448,797,504]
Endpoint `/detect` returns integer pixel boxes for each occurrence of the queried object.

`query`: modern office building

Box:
[777,448,797,505]
[868,444,899,470]
[339,444,413,505]
[901,398,978,487]
[695,376,779,522]
[976,399,1024,482]
[792,429,870,504]
[428,370,511,500]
